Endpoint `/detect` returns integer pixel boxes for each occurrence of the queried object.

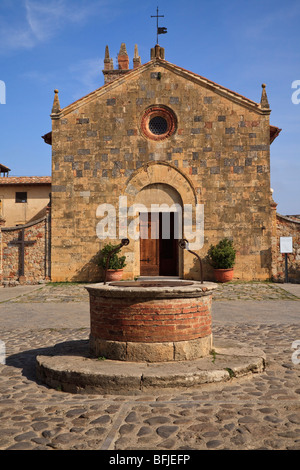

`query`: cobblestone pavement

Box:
[7,283,90,303]
[5,280,300,303]
[0,282,299,451]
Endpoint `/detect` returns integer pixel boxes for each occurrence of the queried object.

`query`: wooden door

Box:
[140,212,159,275]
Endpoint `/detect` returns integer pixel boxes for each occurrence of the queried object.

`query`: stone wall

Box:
[0,212,51,285]
[273,214,300,283]
[50,57,274,282]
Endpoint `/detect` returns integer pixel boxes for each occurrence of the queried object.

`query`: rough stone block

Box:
[225,127,235,134]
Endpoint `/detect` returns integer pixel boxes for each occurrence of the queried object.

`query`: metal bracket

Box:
[178,239,204,284]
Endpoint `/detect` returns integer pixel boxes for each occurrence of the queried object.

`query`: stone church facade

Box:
[46,43,283,283]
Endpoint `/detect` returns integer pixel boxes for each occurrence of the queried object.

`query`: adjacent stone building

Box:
[45,42,283,282]
[272,214,300,283]
[0,212,51,285]
[0,175,51,226]
[0,169,51,285]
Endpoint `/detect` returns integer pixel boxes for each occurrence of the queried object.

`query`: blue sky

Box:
[0,0,299,214]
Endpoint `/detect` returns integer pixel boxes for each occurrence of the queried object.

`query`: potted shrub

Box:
[207,238,236,282]
[98,243,127,282]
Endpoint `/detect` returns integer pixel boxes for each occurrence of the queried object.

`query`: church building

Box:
[45,42,281,282]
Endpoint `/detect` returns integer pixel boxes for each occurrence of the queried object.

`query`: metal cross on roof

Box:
[151,7,167,44]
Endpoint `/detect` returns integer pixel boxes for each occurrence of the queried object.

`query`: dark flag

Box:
[151,8,167,43]
[158,27,167,34]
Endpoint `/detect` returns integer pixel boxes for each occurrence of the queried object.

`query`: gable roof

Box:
[53,57,270,119]
[0,163,11,173]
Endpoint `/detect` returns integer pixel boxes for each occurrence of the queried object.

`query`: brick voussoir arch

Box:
[124,161,198,207]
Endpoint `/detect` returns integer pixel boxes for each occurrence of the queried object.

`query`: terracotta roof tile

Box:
[0,163,11,172]
[270,125,282,144]
[0,176,51,185]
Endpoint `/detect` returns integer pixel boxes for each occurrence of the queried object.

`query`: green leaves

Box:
[98,243,127,270]
[207,238,236,269]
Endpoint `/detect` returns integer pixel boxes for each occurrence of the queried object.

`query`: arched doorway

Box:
[135,183,183,276]
[124,161,199,279]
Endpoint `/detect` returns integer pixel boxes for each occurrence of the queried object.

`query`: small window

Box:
[149,116,168,135]
[16,192,27,203]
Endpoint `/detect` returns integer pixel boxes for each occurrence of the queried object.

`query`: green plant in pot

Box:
[207,238,236,282]
[98,243,127,282]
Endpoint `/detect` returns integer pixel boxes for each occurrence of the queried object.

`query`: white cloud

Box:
[25,0,66,41]
[0,0,116,53]
[22,69,55,83]
[23,55,104,102]
[0,25,35,52]
[24,0,99,41]
[69,57,104,100]
[237,3,300,43]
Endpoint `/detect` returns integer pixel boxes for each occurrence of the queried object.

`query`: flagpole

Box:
[151,6,165,44]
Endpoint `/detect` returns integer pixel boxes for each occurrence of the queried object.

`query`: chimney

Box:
[118,43,129,70]
[103,43,136,84]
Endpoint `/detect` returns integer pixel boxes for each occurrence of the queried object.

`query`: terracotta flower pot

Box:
[213,268,234,283]
[106,269,124,282]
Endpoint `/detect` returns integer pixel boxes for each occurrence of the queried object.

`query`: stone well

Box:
[86,280,217,363]
[36,280,266,394]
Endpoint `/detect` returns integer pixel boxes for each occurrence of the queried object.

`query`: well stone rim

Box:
[85,280,218,299]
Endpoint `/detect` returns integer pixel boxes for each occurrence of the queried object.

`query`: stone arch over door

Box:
[124,162,199,278]
[124,161,198,207]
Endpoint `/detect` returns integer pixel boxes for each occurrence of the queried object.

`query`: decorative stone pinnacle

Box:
[133,44,141,68]
[104,45,113,71]
[151,43,165,60]
[119,43,128,56]
[260,83,270,109]
[134,44,139,59]
[51,89,61,115]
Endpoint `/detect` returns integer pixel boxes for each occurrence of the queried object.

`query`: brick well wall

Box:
[90,294,212,343]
